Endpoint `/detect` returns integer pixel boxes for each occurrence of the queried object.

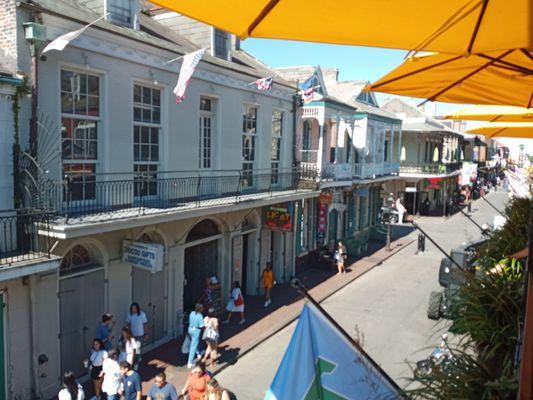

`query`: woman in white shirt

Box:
[126,302,147,368]
[58,371,85,400]
[118,326,136,365]
[89,338,107,399]
[100,350,121,400]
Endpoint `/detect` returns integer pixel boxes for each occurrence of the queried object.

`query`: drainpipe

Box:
[29,275,40,398]
[292,92,300,168]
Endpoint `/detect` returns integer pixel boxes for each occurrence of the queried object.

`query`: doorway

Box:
[241,234,249,294]
[184,240,218,312]
[328,209,338,246]
[59,245,104,378]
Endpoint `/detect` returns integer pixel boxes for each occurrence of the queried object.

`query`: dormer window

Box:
[107,0,134,27]
[213,29,229,60]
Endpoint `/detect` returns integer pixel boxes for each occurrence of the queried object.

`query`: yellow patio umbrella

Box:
[148,0,532,54]
[366,49,533,108]
[444,105,533,122]
[467,122,533,138]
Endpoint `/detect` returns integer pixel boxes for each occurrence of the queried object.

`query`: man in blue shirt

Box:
[96,313,115,351]
[147,372,178,400]
[119,361,142,400]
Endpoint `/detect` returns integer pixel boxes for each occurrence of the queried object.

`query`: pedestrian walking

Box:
[100,350,121,400]
[180,362,211,400]
[95,313,114,351]
[58,371,85,400]
[118,326,136,366]
[118,361,142,400]
[87,339,107,400]
[261,262,275,308]
[126,302,147,368]
[201,311,219,366]
[187,303,205,369]
[147,372,178,400]
[204,378,234,400]
[223,281,245,325]
[394,196,406,223]
[334,241,346,274]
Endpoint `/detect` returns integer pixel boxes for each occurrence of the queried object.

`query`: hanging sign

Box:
[122,240,164,273]
[264,203,293,232]
[319,192,333,205]
[232,236,243,283]
[421,177,444,189]
[316,203,328,246]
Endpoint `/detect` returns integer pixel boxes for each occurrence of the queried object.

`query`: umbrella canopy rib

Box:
[247,0,279,36]
[420,49,513,106]
[467,0,490,54]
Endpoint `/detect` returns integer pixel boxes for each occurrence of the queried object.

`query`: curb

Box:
[211,236,417,378]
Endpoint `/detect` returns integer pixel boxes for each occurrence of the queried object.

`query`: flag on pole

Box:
[41,15,107,55]
[251,76,273,91]
[265,303,400,400]
[299,85,323,103]
[504,169,529,198]
[173,48,206,103]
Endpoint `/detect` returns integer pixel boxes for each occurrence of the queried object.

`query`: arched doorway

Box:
[131,232,166,346]
[59,244,104,377]
[328,209,338,247]
[183,220,221,313]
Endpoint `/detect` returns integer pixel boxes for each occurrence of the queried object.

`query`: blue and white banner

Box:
[265,303,400,400]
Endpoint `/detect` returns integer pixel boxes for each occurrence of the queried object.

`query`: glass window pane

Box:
[152,107,160,124]
[152,89,160,106]
[134,144,140,161]
[133,85,141,103]
[142,108,151,122]
[88,75,99,96]
[79,74,87,94]
[87,141,97,159]
[61,92,73,114]
[134,107,142,122]
[151,128,158,144]
[151,145,159,161]
[140,144,149,161]
[87,96,99,116]
[141,126,150,143]
[61,70,73,92]
[75,95,87,115]
[142,86,151,104]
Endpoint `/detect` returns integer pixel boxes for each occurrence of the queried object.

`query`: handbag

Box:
[234,293,244,307]
[181,334,191,354]
[203,325,219,343]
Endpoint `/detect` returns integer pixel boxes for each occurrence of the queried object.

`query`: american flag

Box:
[252,76,273,91]
[299,85,323,103]
[173,48,206,103]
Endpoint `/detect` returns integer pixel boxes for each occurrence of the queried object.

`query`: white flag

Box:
[42,15,106,55]
[173,48,206,103]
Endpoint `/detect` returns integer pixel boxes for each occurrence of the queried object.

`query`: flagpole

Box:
[290,278,403,393]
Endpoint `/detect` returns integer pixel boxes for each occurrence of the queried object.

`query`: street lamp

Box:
[381,193,395,252]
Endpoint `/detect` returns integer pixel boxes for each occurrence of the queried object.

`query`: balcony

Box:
[30,168,318,225]
[400,161,463,175]
[320,162,400,182]
[0,210,55,267]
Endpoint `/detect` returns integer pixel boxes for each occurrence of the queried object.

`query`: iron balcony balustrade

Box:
[0,209,53,266]
[399,161,463,175]
[320,162,400,181]
[32,167,319,223]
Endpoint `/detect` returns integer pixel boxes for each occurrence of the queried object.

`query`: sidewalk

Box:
[133,232,416,394]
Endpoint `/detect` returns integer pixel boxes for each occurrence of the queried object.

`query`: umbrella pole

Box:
[518,207,533,399]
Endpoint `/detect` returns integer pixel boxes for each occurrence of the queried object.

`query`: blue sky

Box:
[241,39,466,116]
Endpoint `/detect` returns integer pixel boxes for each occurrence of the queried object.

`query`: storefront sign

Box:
[122,240,164,273]
[319,192,333,205]
[264,203,293,232]
[232,236,243,283]
[421,177,444,189]
[405,187,417,193]
[317,203,328,245]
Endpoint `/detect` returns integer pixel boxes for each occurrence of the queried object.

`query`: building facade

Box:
[276,66,402,267]
[0,0,318,397]
[381,98,463,216]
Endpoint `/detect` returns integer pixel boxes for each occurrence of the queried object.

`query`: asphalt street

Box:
[215,190,509,399]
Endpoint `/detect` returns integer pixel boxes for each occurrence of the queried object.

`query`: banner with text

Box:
[122,240,164,273]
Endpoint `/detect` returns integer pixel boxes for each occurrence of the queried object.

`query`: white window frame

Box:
[271,109,284,186]
[199,96,216,169]
[60,68,101,203]
[242,104,258,188]
[133,83,162,197]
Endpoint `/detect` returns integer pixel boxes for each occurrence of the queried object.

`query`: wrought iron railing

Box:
[0,210,52,266]
[400,161,462,174]
[30,167,318,222]
[320,162,399,181]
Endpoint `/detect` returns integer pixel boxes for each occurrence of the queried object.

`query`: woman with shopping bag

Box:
[222,281,245,325]
[186,304,205,369]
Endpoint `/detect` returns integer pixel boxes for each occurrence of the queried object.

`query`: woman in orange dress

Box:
[181,362,211,400]
[261,261,275,308]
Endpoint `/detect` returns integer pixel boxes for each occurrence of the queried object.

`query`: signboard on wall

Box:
[122,240,164,273]
[421,178,444,189]
[264,203,293,232]
[316,203,328,246]
[319,192,333,205]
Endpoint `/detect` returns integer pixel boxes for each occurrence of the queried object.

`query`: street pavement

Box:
[215,189,509,399]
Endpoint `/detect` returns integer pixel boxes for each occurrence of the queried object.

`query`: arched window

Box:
[186,219,220,242]
[60,244,100,276]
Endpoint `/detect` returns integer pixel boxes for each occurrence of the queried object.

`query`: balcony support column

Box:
[317,122,325,176]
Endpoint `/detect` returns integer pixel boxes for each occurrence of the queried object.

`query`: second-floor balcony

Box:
[0,210,58,269]
[320,162,400,182]
[399,161,463,175]
[30,168,318,226]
